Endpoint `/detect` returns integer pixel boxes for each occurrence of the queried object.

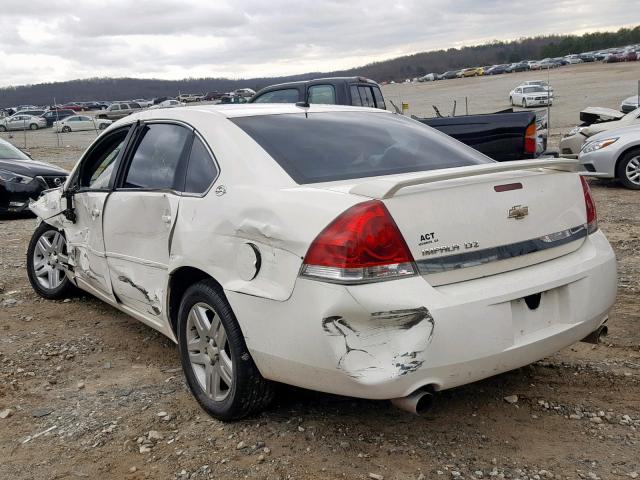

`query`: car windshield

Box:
[0,141,30,160]
[231,111,491,184]
[523,87,545,93]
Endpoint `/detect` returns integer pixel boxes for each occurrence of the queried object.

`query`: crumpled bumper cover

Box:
[226,231,616,400]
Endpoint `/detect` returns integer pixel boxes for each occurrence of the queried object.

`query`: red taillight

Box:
[580,176,598,233]
[301,200,416,283]
[524,122,537,154]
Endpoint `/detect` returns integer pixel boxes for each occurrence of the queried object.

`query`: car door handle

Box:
[91,208,101,219]
[162,214,172,224]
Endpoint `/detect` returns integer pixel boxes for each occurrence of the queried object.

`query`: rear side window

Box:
[358,86,375,107]
[232,112,491,184]
[308,85,336,104]
[253,89,299,103]
[372,87,386,110]
[184,136,218,194]
[123,123,190,190]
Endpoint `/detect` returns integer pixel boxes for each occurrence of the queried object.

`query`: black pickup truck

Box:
[249,77,546,161]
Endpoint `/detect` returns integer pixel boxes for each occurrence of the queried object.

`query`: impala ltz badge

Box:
[508,205,529,220]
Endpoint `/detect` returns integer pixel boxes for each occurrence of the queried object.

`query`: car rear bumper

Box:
[227,231,616,399]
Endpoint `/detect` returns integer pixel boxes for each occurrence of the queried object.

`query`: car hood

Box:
[579,107,626,125]
[0,158,68,177]
[588,123,640,143]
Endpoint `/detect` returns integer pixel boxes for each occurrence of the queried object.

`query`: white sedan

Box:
[0,114,47,131]
[509,85,553,107]
[28,104,616,420]
[53,115,112,132]
[149,99,186,110]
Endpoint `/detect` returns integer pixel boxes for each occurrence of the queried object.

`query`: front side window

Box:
[252,89,299,103]
[78,128,130,189]
[232,111,491,184]
[122,123,190,190]
[308,85,336,105]
[350,86,362,106]
[184,136,218,194]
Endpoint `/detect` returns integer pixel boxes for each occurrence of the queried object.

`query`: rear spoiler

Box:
[349,159,579,199]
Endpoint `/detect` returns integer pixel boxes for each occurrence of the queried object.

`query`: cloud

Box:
[0,0,638,87]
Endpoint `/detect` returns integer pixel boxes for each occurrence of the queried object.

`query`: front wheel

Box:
[177,280,275,420]
[0,125,6,132]
[617,149,640,190]
[98,123,107,130]
[61,126,71,133]
[509,96,513,105]
[522,98,528,108]
[27,222,77,300]
[30,123,38,130]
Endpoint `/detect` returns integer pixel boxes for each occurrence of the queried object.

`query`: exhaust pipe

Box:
[390,390,435,415]
[581,323,608,344]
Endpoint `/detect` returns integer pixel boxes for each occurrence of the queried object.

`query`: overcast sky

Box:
[1,0,638,87]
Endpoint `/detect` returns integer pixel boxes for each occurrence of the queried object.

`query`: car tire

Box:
[30,123,38,130]
[61,126,71,133]
[27,222,77,300]
[98,123,107,130]
[177,279,276,421]
[0,125,6,132]
[616,149,640,190]
[509,96,513,105]
[522,99,527,108]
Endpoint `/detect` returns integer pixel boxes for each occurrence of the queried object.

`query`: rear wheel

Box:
[27,222,77,300]
[61,126,71,133]
[177,280,275,420]
[617,149,640,190]
[0,125,6,132]
[98,123,107,130]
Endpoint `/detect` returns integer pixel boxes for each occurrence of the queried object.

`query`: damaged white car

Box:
[27,104,617,420]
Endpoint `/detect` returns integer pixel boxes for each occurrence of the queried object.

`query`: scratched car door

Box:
[102,122,190,323]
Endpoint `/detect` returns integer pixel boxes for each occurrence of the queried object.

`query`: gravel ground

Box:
[1,64,639,479]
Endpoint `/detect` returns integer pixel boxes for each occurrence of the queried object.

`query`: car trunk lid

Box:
[320,160,587,286]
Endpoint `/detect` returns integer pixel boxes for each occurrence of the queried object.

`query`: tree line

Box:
[1,26,638,107]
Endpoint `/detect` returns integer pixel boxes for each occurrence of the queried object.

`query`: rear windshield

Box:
[231,111,491,184]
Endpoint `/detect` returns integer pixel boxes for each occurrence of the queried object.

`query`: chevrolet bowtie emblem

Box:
[508,205,529,220]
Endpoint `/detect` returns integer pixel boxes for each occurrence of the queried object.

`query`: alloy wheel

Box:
[186,302,233,401]
[32,230,67,290]
[626,155,640,186]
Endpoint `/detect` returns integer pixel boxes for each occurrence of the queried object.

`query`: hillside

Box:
[1,25,638,107]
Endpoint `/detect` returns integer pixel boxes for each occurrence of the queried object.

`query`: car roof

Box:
[125,103,389,121]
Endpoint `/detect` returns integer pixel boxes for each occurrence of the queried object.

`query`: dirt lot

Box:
[1,62,639,479]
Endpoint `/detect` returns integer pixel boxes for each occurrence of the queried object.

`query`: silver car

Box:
[0,114,47,131]
[579,123,640,189]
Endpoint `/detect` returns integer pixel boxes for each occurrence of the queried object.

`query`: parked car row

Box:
[408,44,640,84]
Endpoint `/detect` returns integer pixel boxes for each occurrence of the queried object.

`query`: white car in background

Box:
[28,104,616,420]
[53,115,112,132]
[560,107,640,155]
[519,80,554,95]
[0,114,47,131]
[133,99,154,108]
[579,123,640,189]
[509,85,553,107]
[620,95,639,113]
[564,55,583,64]
[149,99,186,110]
